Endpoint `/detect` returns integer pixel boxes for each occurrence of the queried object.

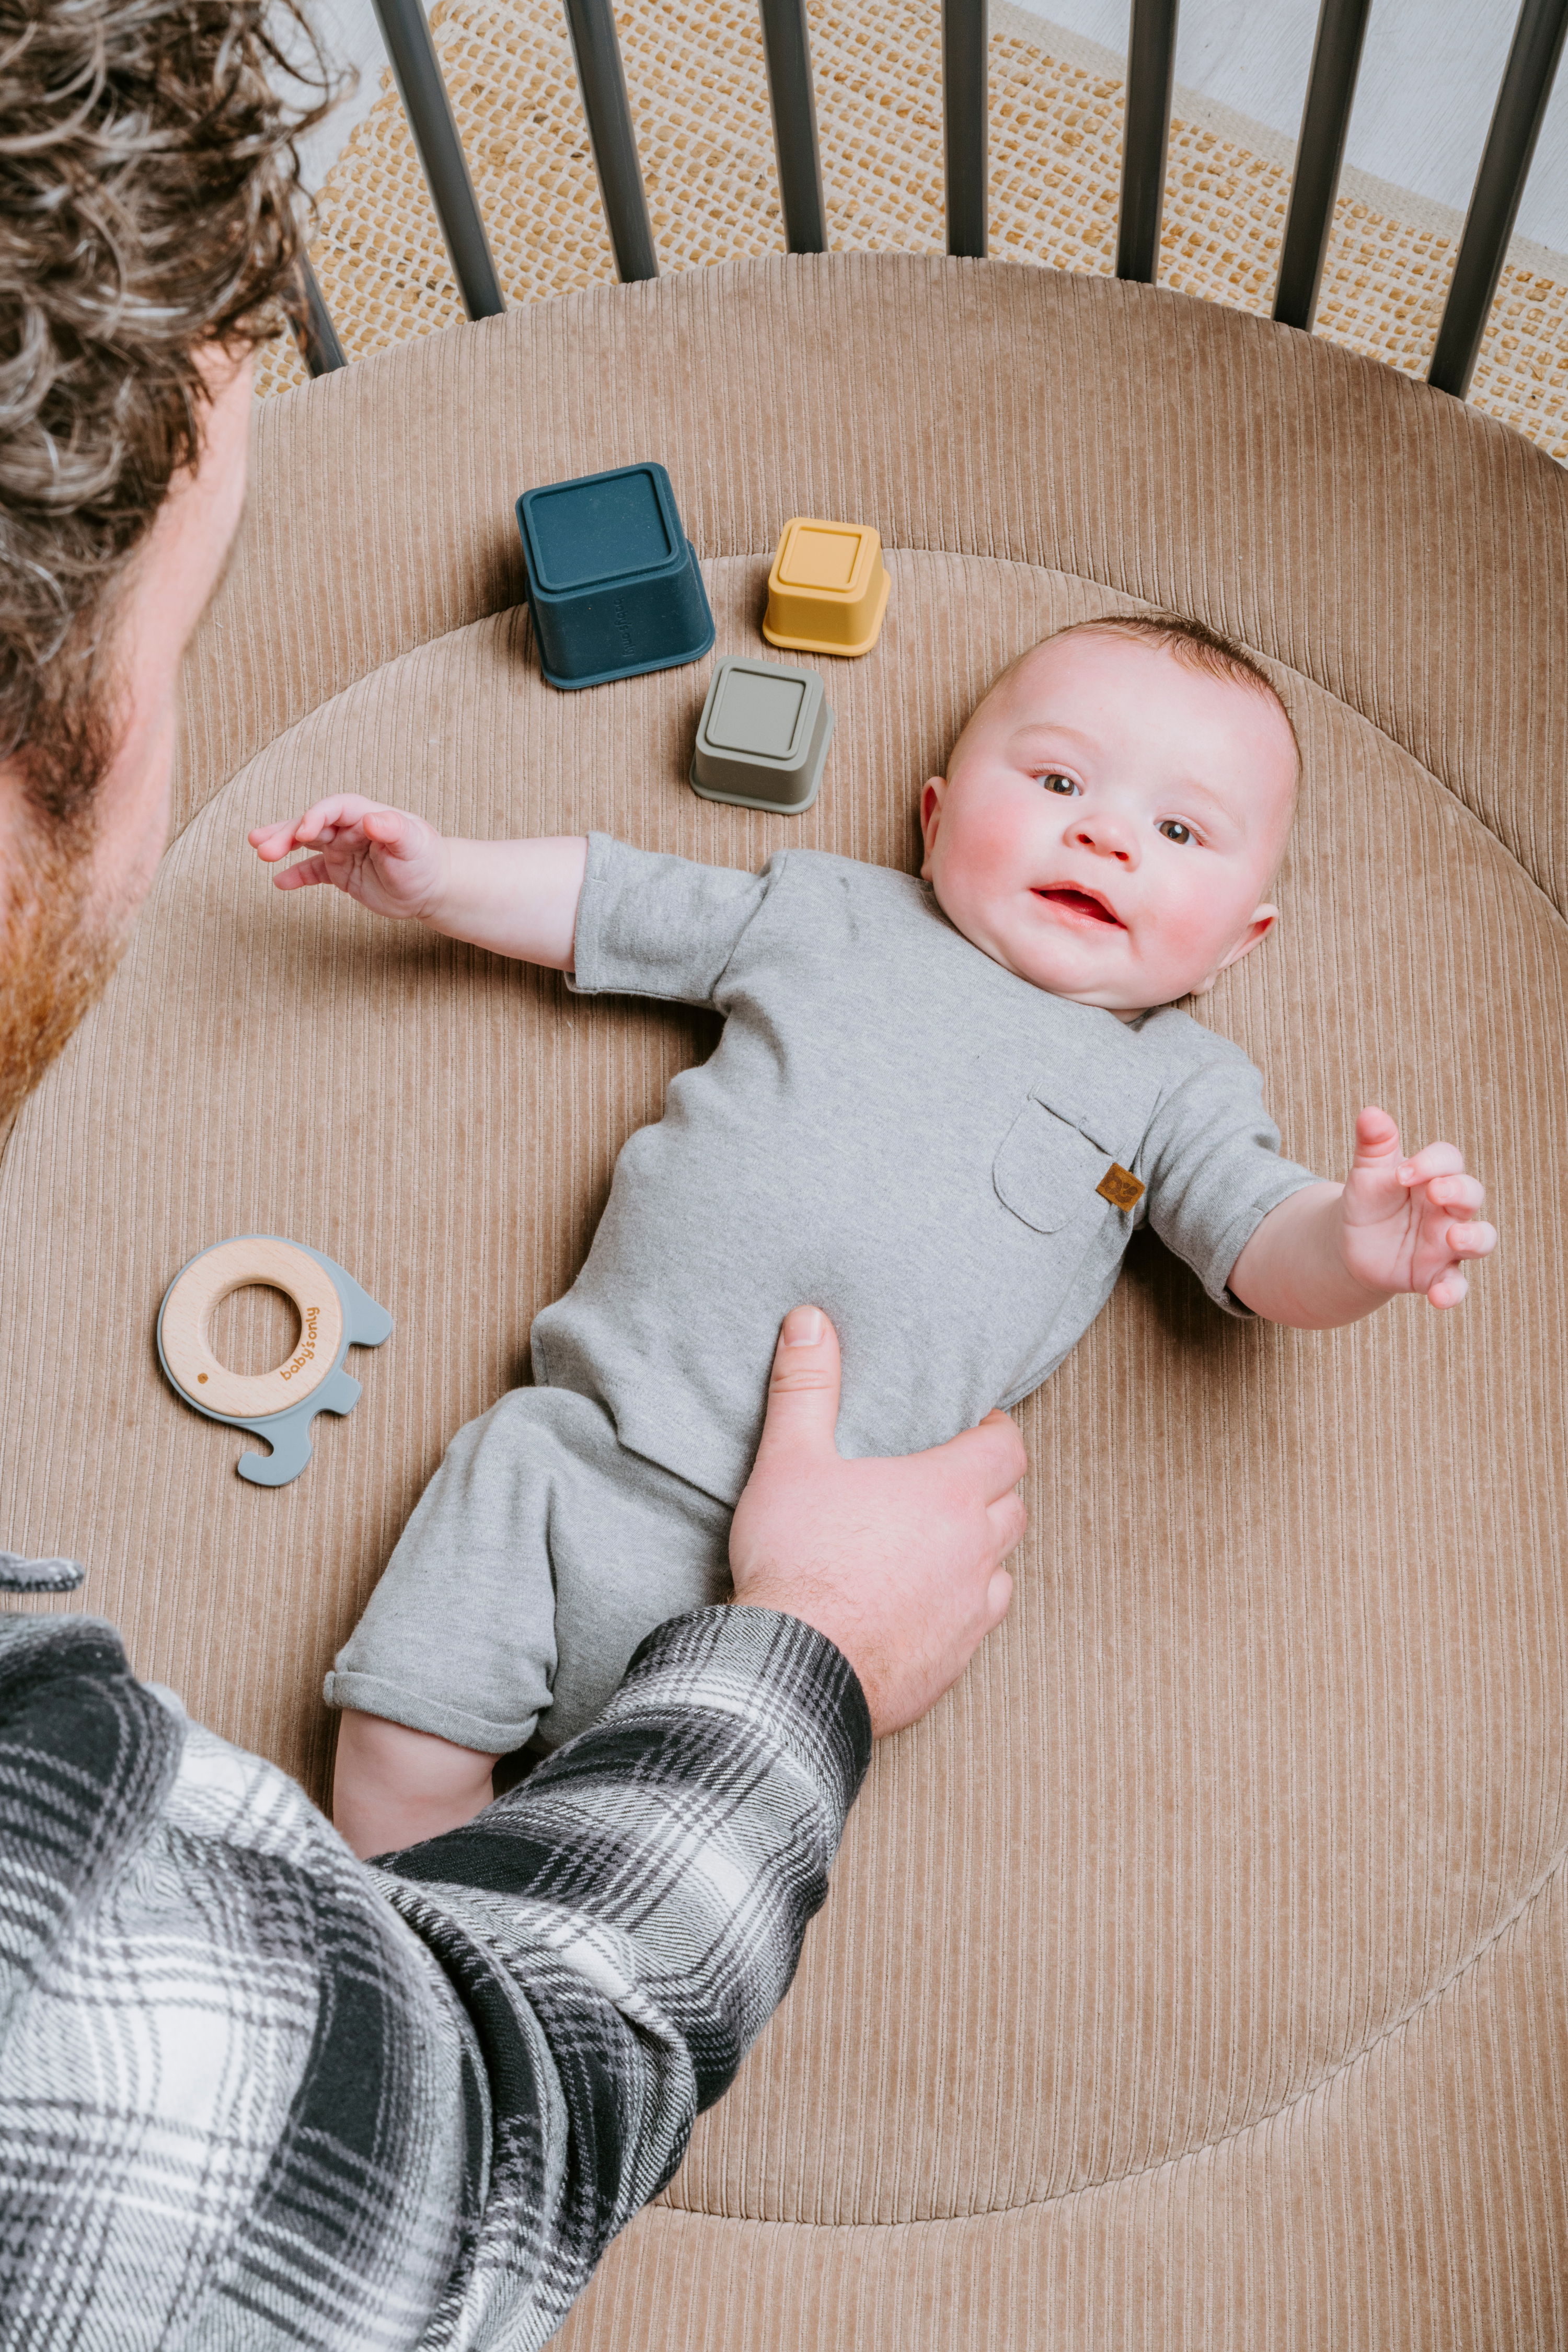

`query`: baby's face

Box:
[920,631,1298,1013]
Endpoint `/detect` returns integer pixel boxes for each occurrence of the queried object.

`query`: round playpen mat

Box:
[4,260,1567,2344]
[255,0,1568,464]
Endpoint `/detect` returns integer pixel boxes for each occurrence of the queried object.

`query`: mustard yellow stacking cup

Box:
[762,516,891,656]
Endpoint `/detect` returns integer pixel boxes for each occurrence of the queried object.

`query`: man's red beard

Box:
[0,813,125,1138]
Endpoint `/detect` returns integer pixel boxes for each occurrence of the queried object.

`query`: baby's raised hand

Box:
[247,796,447,923]
[1338,1106,1496,1309]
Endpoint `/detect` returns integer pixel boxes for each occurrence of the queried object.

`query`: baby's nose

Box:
[1071,817,1135,864]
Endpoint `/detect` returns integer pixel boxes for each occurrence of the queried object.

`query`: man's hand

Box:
[248,804,587,970]
[730,1307,1026,1736]
[1339,1105,1495,1309]
[1230,1104,1497,1328]
[249,795,448,921]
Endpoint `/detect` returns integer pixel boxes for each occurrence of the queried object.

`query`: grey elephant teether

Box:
[156,1236,391,1487]
[0,1554,85,1592]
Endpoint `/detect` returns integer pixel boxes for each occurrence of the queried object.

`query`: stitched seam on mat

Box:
[161,605,535,857]
[169,549,1563,928]
[663,1820,1568,2227]
[869,550,1568,919]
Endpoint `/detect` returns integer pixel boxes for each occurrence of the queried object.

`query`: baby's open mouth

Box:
[1034,885,1125,929]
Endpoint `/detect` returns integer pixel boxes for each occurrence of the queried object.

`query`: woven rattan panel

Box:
[254,0,1568,464]
[3,259,1566,2344]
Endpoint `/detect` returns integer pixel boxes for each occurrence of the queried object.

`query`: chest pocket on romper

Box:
[992,1071,1156,1236]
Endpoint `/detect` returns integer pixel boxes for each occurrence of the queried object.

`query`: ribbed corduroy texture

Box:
[2,259,1565,2345]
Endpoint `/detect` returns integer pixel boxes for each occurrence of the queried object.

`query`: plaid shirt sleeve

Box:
[0,1604,869,2351]
[379,1604,871,2347]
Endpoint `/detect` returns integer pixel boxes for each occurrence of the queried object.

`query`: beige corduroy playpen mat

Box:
[256,0,1568,461]
[9,251,1562,2347]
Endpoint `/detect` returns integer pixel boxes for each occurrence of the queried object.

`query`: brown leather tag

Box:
[1097,1161,1145,1212]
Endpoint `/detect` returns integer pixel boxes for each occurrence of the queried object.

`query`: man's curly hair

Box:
[0,0,337,824]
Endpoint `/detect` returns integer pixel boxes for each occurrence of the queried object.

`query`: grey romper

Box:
[328,837,1319,1754]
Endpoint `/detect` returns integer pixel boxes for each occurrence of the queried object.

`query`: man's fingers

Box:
[732,1332,1029,1736]
[986,1489,1028,1558]
[1448,1218,1496,1259]
[1428,1268,1469,1308]
[754,1307,842,1458]
[938,1408,1028,1503]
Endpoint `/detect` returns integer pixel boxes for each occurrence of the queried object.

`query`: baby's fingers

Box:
[248,805,354,862]
[247,817,307,861]
[1352,1105,1402,1165]
[1396,1140,1467,1187]
[1425,1171,1485,1217]
[271,854,332,892]
[1424,1215,1496,1310]
[252,793,395,859]
[359,807,428,859]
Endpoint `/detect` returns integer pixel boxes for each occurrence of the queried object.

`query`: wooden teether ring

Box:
[159,1237,344,1421]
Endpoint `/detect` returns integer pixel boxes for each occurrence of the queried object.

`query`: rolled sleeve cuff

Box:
[605,1604,872,1829]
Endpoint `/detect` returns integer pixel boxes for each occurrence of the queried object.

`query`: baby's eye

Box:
[1038,773,1078,795]
[1157,818,1194,845]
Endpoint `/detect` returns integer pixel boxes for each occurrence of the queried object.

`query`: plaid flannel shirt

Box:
[0,1602,868,2348]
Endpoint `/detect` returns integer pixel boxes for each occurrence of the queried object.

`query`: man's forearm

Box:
[0,1605,865,2352]
[1229,1181,1393,1329]
[379,1605,869,2347]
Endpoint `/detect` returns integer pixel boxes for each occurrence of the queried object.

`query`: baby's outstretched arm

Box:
[248,795,587,969]
[1228,1105,1496,1329]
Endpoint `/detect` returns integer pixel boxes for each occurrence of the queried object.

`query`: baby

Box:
[250,615,1495,1853]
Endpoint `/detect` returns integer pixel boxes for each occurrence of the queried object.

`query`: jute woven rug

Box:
[256,0,1568,459]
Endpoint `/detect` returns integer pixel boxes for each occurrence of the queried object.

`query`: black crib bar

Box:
[1273,0,1372,332]
[295,255,349,375]
[944,0,989,259]
[371,0,506,319]
[323,0,1544,421]
[759,0,827,255]
[1428,0,1568,397]
[562,0,660,282]
[1116,0,1179,283]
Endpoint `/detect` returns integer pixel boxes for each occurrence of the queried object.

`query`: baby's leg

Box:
[533,1402,733,1752]
[326,1386,566,1853]
[333,1713,499,1859]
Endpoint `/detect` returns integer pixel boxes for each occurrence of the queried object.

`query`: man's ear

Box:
[1194,903,1278,994]
[919,778,946,878]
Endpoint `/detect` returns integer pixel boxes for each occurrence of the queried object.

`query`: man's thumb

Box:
[755,1306,842,1460]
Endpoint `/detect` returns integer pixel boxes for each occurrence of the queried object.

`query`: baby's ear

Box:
[1213,903,1279,983]
[919,778,947,875]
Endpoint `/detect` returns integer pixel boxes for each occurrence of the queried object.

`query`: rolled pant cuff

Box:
[324,1668,536,1755]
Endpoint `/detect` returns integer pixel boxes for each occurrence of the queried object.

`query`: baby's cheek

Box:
[949,795,1041,891]
[1147,874,1248,975]
[1154,892,1217,953]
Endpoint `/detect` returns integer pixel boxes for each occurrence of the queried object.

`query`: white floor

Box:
[293,0,391,193]
[1016,0,1567,253]
[291,0,1568,261]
